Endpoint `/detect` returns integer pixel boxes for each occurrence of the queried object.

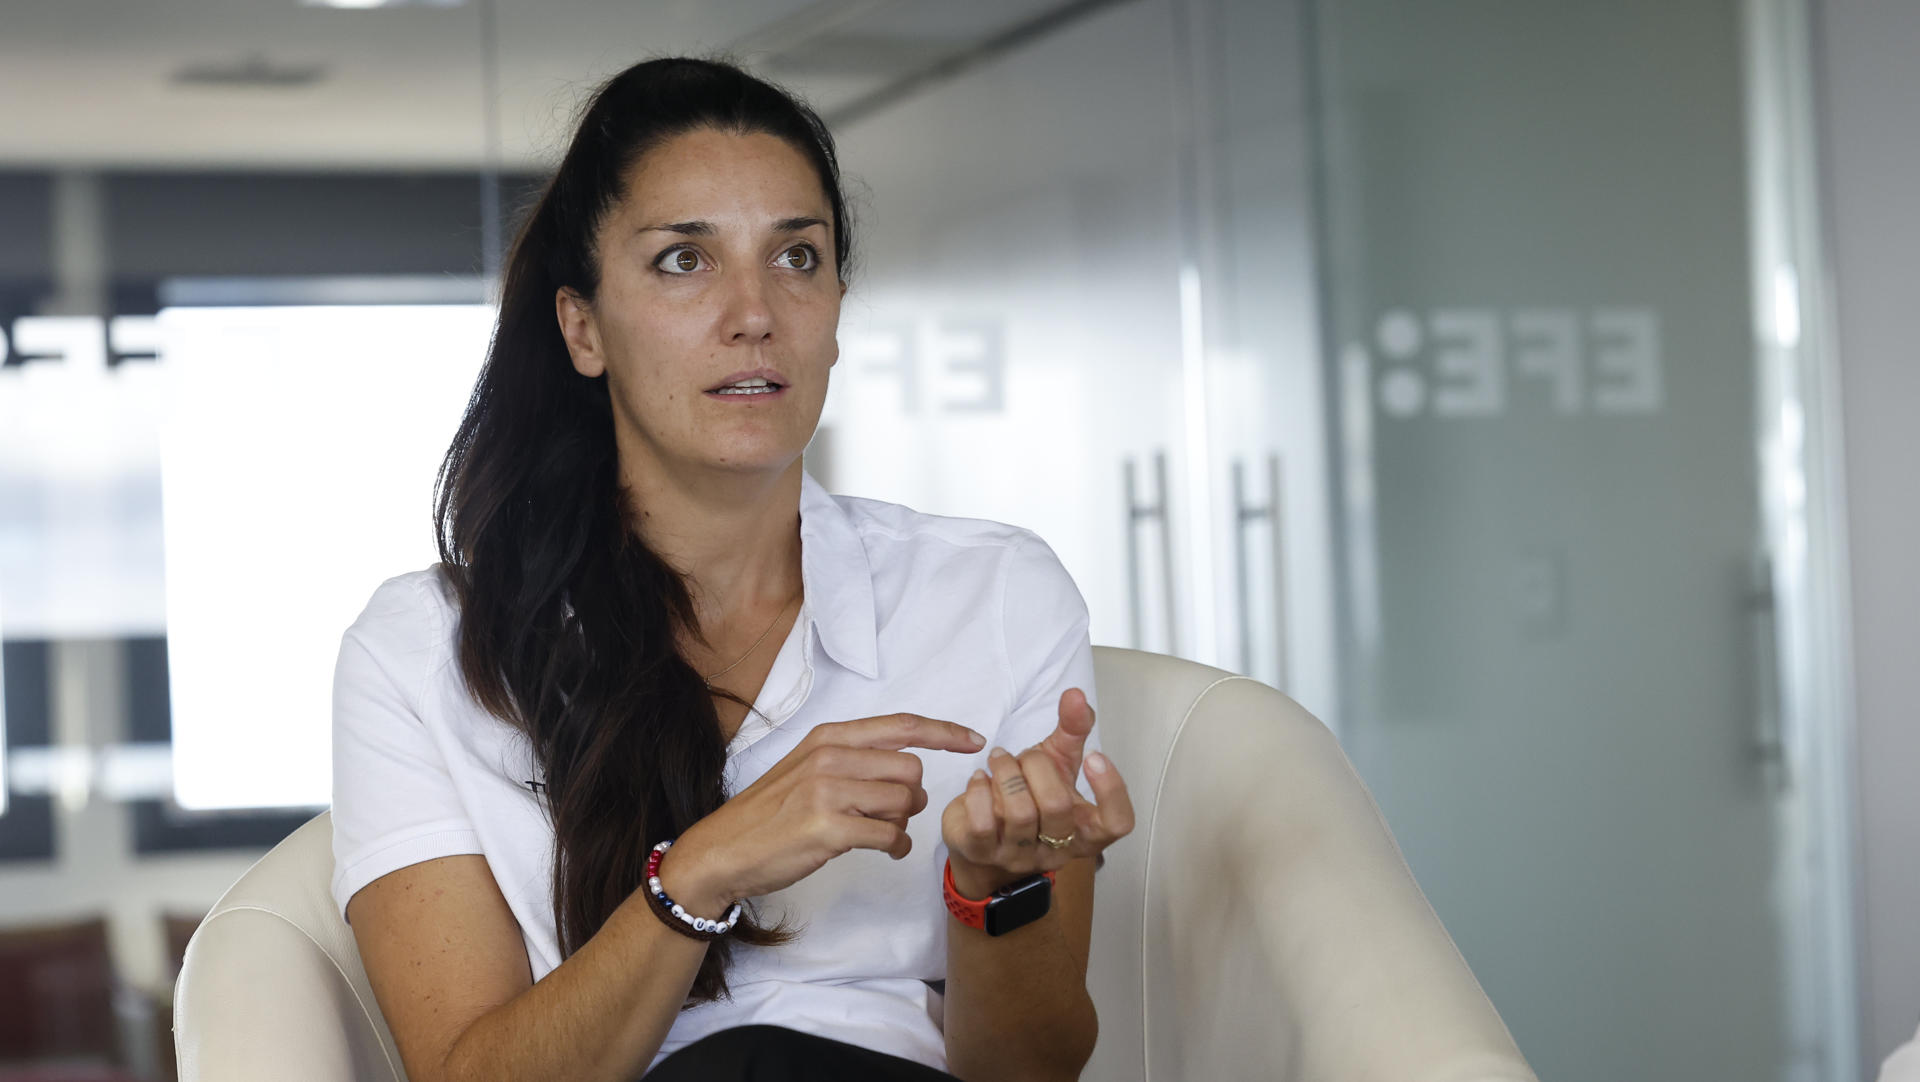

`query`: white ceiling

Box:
[0,0,1059,170]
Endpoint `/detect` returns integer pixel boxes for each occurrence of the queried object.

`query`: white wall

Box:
[1813,0,1920,1070]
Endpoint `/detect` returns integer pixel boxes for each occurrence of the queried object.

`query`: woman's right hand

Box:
[654,714,988,913]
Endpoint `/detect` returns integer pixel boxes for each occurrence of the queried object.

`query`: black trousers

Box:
[643,1024,963,1081]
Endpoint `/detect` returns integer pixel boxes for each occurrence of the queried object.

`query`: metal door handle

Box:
[1232,453,1289,691]
[1747,548,1788,793]
[1123,451,1178,652]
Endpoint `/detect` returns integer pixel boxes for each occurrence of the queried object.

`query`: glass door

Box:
[1169,0,1337,722]
[1178,0,1858,1078]
[825,0,1197,660]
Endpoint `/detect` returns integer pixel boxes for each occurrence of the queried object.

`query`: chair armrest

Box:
[1152,676,1538,1082]
[173,907,404,1082]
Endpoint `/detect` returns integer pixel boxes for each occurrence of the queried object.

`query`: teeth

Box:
[719,377,773,389]
[715,385,778,395]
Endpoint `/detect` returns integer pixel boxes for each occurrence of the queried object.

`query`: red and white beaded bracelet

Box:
[645,839,743,939]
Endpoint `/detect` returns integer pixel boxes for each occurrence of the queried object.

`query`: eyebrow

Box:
[636,216,830,237]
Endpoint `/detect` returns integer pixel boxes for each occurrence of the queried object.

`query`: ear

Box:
[555,287,606,378]
[831,280,849,368]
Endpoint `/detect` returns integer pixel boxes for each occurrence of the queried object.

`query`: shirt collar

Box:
[799,470,880,679]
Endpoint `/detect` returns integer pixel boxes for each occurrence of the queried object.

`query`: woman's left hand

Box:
[940,687,1135,897]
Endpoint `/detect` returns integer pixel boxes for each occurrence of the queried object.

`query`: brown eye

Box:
[780,245,816,270]
[657,247,703,274]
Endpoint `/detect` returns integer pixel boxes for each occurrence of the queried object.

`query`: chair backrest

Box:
[173,812,406,1082]
[1085,645,1537,1081]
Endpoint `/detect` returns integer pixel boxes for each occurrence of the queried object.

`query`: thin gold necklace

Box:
[702,590,802,687]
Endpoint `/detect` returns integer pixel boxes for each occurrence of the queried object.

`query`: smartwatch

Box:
[943,859,1056,936]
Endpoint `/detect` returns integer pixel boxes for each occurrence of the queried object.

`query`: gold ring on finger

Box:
[1037,832,1075,849]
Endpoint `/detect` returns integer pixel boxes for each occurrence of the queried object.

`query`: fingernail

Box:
[1087,751,1110,775]
[971,768,988,783]
[989,746,1011,760]
[969,730,986,747]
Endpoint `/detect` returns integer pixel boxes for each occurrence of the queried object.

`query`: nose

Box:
[724,267,775,345]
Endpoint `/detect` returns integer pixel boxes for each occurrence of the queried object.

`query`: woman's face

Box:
[557,127,845,483]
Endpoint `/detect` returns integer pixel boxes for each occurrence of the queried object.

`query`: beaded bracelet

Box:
[644,839,743,941]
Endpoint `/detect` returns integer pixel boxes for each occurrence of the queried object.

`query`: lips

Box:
[707,367,790,392]
[707,383,786,399]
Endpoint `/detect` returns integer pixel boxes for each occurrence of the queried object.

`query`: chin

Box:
[707,447,806,474]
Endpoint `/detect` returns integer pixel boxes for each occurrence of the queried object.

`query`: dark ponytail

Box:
[431,56,855,1005]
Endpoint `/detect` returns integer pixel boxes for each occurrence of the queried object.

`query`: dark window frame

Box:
[0,640,56,862]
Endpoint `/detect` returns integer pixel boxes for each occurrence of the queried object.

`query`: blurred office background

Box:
[0,0,1914,1079]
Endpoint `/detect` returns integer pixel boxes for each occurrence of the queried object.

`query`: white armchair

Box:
[174,646,1537,1081]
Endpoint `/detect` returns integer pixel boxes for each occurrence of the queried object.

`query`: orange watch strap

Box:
[942,857,1056,930]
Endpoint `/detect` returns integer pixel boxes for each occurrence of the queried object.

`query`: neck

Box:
[619,449,805,635]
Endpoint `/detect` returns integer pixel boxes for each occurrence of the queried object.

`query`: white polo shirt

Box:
[328,469,1102,1075]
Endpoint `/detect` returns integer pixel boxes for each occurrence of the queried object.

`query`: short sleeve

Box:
[992,532,1104,805]
[329,572,481,925]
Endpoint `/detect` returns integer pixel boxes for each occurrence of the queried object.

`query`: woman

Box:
[328,56,1134,1082]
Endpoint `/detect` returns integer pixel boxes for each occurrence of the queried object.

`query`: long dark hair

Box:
[431,56,855,1006]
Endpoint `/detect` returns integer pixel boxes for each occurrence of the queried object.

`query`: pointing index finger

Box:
[846,713,987,753]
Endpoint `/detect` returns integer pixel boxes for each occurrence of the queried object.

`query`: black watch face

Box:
[984,874,1052,936]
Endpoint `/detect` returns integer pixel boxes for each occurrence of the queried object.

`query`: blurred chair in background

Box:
[173,647,1538,1081]
[161,917,201,987]
[144,914,204,1082]
[0,916,141,1082]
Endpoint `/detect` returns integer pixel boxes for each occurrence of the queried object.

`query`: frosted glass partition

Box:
[1284,0,1856,1076]
[157,305,489,810]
